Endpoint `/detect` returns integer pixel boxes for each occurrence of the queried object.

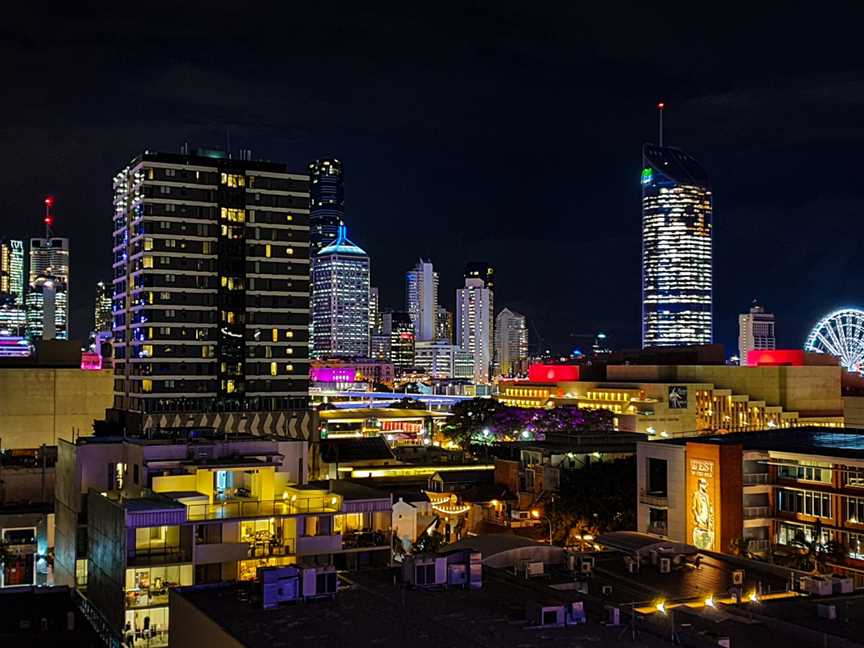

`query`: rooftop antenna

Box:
[43,196,55,237]
[657,102,665,147]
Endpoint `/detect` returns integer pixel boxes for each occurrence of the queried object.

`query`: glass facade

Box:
[641,144,712,347]
[308,159,344,254]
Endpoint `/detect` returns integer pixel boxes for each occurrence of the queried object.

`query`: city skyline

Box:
[3,5,864,355]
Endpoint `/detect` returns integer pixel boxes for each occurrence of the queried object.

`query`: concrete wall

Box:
[169,588,244,648]
[844,397,864,428]
[636,441,686,542]
[0,368,113,448]
[608,365,843,415]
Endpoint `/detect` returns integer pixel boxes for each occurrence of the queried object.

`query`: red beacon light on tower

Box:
[43,195,55,234]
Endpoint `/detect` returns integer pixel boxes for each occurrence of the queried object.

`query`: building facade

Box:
[739,301,775,365]
[415,341,473,379]
[308,159,344,254]
[383,311,414,372]
[456,278,492,384]
[111,150,311,417]
[1,239,25,305]
[94,280,112,334]
[28,238,70,341]
[405,260,438,342]
[636,428,864,586]
[435,305,453,344]
[494,308,528,377]
[641,144,713,348]
[311,225,369,359]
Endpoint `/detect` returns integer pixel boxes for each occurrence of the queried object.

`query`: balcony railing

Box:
[185,497,340,522]
[639,490,668,507]
[744,506,771,519]
[647,522,668,536]
[127,546,192,566]
[341,530,391,551]
[743,473,771,486]
[746,538,770,552]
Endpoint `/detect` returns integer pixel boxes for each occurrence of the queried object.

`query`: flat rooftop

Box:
[658,426,864,461]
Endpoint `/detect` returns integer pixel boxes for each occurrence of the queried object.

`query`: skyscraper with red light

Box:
[641,143,713,348]
[28,197,70,340]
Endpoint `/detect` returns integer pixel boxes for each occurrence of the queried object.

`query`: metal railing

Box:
[743,473,770,485]
[744,506,771,518]
[341,530,391,550]
[747,538,770,552]
[185,496,340,521]
[647,522,668,536]
[127,546,192,566]
[246,538,295,558]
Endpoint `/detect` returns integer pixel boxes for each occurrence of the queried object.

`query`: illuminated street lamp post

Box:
[531,509,552,545]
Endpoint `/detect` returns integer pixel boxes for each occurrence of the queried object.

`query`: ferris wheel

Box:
[804,308,864,373]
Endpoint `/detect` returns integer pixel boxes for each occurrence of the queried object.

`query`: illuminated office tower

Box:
[94,280,113,334]
[641,142,713,347]
[112,149,311,415]
[311,225,370,358]
[382,311,415,371]
[494,308,528,377]
[26,274,67,340]
[369,286,381,336]
[739,300,775,365]
[405,260,438,342]
[1,239,25,304]
[456,277,493,384]
[308,159,344,254]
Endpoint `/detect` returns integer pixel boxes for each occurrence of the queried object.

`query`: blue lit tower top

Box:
[308,158,344,254]
[641,142,713,348]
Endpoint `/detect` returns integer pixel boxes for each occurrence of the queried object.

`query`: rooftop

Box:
[658,426,864,461]
[320,437,396,464]
[307,479,391,501]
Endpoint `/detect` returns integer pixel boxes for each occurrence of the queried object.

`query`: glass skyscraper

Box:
[641,143,713,348]
[311,225,370,358]
[308,158,344,254]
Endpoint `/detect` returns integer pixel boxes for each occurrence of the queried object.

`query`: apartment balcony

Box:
[746,538,770,552]
[185,496,340,522]
[743,473,771,486]
[646,522,668,536]
[340,530,392,552]
[296,534,343,555]
[744,506,771,519]
[639,489,668,507]
[195,542,253,564]
[127,546,192,567]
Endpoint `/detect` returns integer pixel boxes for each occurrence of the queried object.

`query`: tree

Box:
[441,398,504,449]
[787,520,849,574]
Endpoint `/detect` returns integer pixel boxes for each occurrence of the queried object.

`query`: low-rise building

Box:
[636,426,864,586]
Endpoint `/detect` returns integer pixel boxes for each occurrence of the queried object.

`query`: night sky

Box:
[3,4,863,354]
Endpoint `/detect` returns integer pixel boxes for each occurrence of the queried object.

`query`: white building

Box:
[405,260,438,342]
[415,340,474,379]
[494,308,528,377]
[312,225,370,359]
[739,301,775,366]
[456,278,492,384]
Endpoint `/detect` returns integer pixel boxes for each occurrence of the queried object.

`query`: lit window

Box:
[265,244,272,258]
[225,380,236,394]
[270,362,278,376]
[144,238,154,251]
[142,379,152,393]
[142,256,153,269]
[272,328,278,342]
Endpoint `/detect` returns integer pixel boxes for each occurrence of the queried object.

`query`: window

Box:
[142,256,153,269]
[270,362,278,376]
[144,238,154,251]
[142,379,153,393]
[265,244,272,258]
[272,328,278,342]
[647,458,668,496]
[133,464,140,485]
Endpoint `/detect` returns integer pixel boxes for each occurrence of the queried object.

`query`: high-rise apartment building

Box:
[1,239,25,304]
[28,237,70,340]
[405,260,438,342]
[94,280,113,334]
[739,301,776,365]
[415,340,472,379]
[308,159,344,254]
[641,143,713,348]
[464,262,494,292]
[456,278,493,384]
[494,308,528,377]
[311,225,369,359]
[112,149,311,416]
[435,305,453,344]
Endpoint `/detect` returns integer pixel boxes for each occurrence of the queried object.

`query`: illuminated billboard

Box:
[310,367,358,383]
[685,442,743,554]
[527,363,579,383]
[668,385,688,409]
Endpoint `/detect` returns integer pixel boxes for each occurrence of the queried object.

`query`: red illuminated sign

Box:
[747,349,806,367]
[528,363,580,382]
[81,352,103,370]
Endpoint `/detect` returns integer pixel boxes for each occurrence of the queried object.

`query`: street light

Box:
[531,509,553,545]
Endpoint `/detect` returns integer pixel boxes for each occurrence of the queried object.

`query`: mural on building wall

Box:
[689,458,715,550]
[668,385,688,409]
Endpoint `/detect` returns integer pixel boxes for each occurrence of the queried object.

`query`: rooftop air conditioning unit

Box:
[659,557,671,574]
[580,556,594,574]
[519,560,544,578]
[405,556,448,588]
[605,605,620,625]
[260,566,301,608]
[601,585,613,597]
[817,604,837,620]
[527,603,565,627]
[301,566,338,600]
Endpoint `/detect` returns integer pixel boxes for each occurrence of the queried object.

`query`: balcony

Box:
[296,534,343,555]
[639,489,668,507]
[341,530,391,552]
[745,538,770,552]
[743,473,771,486]
[127,546,192,567]
[647,522,668,536]
[185,496,340,522]
[744,506,771,519]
